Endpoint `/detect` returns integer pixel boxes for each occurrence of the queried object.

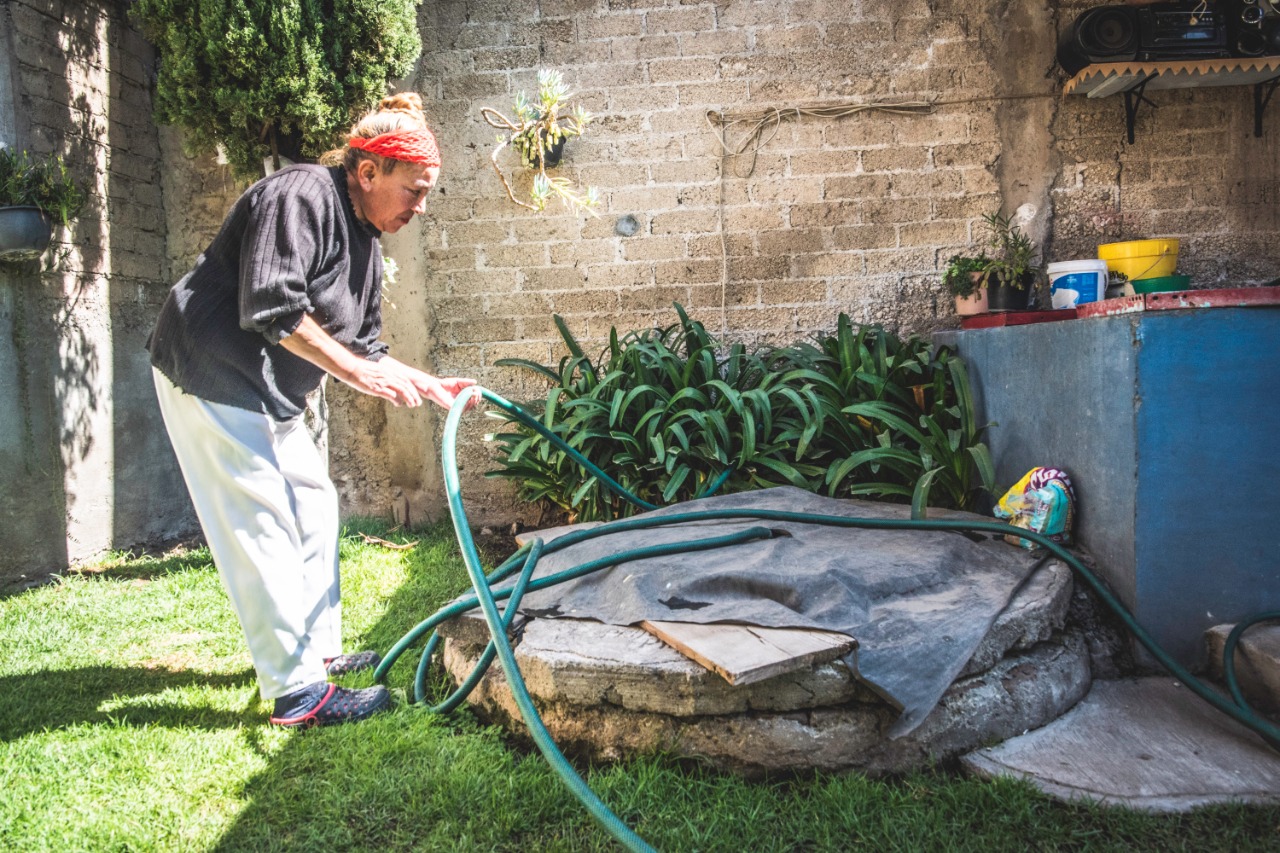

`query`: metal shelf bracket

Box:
[1122,78,1155,145]
[1254,77,1280,137]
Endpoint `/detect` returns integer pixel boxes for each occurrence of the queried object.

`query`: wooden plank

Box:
[1143,285,1280,311]
[1076,294,1148,319]
[640,620,855,686]
[1077,286,1280,319]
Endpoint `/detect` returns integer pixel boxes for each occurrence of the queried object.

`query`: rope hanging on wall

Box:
[705,100,936,179]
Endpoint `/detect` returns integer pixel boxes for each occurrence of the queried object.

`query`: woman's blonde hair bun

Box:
[377,92,426,121]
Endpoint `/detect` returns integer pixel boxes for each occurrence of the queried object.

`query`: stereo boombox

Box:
[1058,1,1280,76]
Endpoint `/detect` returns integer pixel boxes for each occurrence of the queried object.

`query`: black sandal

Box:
[324,650,382,676]
[269,683,390,728]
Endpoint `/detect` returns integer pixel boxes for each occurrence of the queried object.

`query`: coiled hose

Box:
[375,385,1280,853]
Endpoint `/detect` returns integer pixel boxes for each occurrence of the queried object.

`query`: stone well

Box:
[438,561,1092,777]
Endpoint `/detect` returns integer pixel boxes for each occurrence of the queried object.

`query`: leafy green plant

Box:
[0,148,86,225]
[132,0,422,179]
[488,306,995,522]
[942,253,992,297]
[481,70,599,214]
[763,315,996,515]
[980,211,1040,290]
[487,306,818,520]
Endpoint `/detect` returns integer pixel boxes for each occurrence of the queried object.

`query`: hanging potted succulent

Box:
[481,69,599,214]
[0,148,86,263]
[979,211,1041,312]
[942,253,992,316]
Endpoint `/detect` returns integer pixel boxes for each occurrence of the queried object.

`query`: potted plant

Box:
[979,211,1041,311]
[942,253,992,316]
[481,70,599,214]
[0,148,86,262]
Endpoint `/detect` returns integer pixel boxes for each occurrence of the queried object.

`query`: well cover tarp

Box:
[511,486,1043,736]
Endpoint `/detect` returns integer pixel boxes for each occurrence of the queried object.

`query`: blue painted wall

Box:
[1132,310,1280,664]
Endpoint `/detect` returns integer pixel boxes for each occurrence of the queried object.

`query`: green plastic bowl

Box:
[1131,274,1190,294]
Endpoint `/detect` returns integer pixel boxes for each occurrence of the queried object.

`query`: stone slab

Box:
[438,548,1088,775]
[963,561,1073,676]
[514,521,601,547]
[1204,623,1280,713]
[962,677,1280,811]
[471,616,874,716]
[442,559,1073,707]
[444,628,1091,777]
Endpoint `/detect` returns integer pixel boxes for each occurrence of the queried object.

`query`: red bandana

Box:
[348,128,441,166]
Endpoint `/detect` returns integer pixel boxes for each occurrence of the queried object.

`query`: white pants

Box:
[152,368,340,699]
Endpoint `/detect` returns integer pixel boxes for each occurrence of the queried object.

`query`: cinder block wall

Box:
[0,0,194,585]
[8,0,1277,559]
[360,0,1275,526]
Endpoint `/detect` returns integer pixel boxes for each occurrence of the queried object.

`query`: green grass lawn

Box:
[2,520,1277,852]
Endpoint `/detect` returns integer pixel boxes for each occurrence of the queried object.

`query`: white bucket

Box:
[1047,259,1109,309]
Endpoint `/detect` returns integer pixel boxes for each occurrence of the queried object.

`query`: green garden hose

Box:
[376,385,1280,852]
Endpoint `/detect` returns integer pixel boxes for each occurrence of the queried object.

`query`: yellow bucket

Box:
[1097,238,1179,282]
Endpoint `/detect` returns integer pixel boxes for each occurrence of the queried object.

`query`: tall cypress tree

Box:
[133,0,422,179]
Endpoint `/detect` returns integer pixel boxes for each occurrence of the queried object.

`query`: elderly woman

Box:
[148,93,473,727]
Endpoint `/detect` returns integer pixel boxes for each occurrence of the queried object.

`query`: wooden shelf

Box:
[1063,56,1280,142]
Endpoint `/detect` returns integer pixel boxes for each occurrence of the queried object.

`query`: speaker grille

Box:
[1080,8,1139,54]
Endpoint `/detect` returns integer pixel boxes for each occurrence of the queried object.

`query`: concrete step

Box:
[1204,622,1280,713]
[962,677,1280,812]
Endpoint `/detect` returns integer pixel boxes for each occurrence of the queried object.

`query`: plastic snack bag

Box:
[994,467,1076,550]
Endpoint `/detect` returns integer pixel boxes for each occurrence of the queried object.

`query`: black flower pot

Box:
[0,206,51,262]
[987,272,1034,312]
[541,135,566,168]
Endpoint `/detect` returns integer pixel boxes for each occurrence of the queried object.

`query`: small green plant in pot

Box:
[0,148,86,262]
[942,253,992,316]
[482,70,599,214]
[979,211,1041,311]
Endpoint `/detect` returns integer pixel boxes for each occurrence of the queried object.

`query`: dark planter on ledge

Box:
[0,206,51,262]
[987,272,1034,312]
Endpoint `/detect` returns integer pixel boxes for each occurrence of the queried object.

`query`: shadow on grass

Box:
[206,523,576,851]
[1,541,213,600]
[66,541,214,583]
[1,664,257,741]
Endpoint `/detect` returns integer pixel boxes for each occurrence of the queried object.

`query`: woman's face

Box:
[353,159,439,234]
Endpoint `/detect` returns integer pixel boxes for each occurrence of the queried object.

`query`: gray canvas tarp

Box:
[507,486,1044,736]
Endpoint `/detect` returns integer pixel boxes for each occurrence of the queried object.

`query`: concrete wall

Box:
[938,305,1280,667]
[4,0,1280,584]
[0,0,195,588]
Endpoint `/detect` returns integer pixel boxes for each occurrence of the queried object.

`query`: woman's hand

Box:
[381,357,477,411]
[281,316,475,409]
[343,359,429,407]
